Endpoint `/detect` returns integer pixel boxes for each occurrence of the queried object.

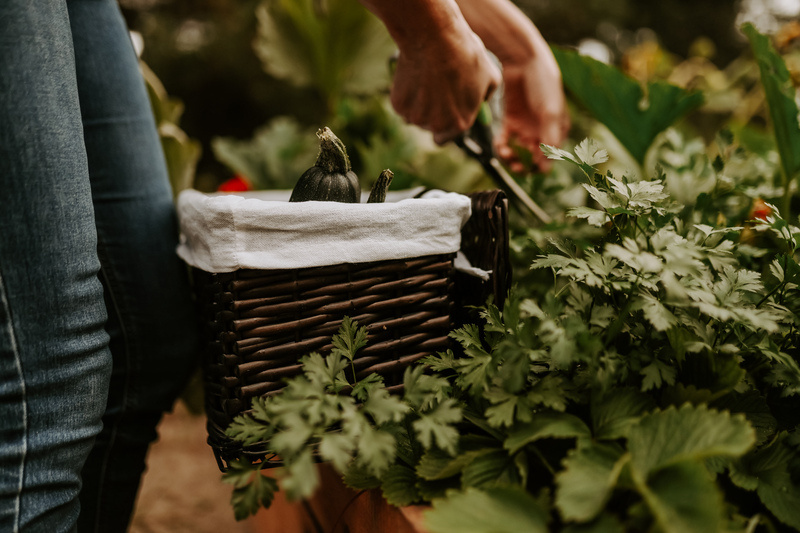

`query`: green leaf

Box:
[300,351,347,389]
[743,434,800,530]
[555,443,628,522]
[225,409,275,446]
[627,404,755,477]
[637,295,677,332]
[413,399,462,455]
[279,448,319,501]
[637,461,723,533]
[527,374,572,412]
[224,460,280,520]
[350,372,384,402]
[552,46,703,164]
[541,138,605,178]
[423,487,549,533]
[743,23,800,184]
[254,0,395,107]
[269,411,314,456]
[380,464,421,507]
[354,425,397,476]
[461,449,523,490]
[504,412,591,455]
[342,461,382,490]
[592,388,656,440]
[567,206,610,227]
[331,316,368,362]
[574,138,609,167]
[403,366,452,410]
[640,359,677,391]
[319,432,355,473]
[484,389,519,428]
[363,386,409,425]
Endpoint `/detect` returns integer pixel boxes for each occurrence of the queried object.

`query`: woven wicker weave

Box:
[196,191,509,468]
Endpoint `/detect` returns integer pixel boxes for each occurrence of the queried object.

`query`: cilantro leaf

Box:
[413,399,462,455]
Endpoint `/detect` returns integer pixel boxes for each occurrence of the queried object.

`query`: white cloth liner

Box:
[176,188,490,276]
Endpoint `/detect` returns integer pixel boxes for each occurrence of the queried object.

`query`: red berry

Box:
[218,175,252,192]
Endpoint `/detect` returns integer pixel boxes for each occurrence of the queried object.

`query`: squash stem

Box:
[315,127,351,174]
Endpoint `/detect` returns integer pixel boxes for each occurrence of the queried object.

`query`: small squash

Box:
[367,169,394,204]
[289,127,361,203]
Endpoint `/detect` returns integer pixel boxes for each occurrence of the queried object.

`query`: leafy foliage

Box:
[220,24,800,533]
[552,46,704,164]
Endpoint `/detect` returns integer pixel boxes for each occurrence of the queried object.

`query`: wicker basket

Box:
[194,191,509,469]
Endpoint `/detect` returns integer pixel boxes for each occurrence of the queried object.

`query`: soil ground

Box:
[129,401,254,533]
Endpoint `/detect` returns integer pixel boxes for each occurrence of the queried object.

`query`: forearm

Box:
[359,0,473,55]
[454,0,545,65]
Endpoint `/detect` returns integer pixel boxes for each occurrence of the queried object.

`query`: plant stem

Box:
[757,281,785,308]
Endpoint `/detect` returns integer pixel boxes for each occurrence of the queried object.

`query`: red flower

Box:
[218,174,252,192]
[749,198,771,221]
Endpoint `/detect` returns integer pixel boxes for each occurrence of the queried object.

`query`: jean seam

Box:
[0,266,27,533]
[91,240,132,533]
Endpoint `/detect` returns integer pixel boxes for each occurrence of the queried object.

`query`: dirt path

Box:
[129,401,254,533]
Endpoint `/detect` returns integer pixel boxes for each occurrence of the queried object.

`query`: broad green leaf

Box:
[555,443,628,522]
[627,404,755,477]
[504,412,591,455]
[254,0,395,109]
[380,464,421,507]
[552,46,704,164]
[461,449,522,490]
[423,487,549,533]
[638,461,723,533]
[743,24,800,186]
[745,434,800,530]
[592,388,656,440]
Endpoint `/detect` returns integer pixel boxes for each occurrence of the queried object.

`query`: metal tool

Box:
[455,104,552,225]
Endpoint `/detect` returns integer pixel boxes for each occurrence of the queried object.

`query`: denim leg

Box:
[0,2,113,533]
[66,1,200,531]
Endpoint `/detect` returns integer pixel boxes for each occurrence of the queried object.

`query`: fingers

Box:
[389,33,501,145]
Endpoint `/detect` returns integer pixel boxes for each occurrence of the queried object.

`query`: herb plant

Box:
[221,24,800,533]
[225,138,800,531]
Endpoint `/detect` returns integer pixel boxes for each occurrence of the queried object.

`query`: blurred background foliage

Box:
[122,0,800,196]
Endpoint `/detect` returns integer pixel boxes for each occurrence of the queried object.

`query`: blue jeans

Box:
[0,1,199,531]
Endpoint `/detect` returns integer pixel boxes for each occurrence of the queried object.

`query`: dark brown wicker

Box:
[195,191,510,469]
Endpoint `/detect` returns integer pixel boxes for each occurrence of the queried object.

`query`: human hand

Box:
[495,53,570,173]
[390,31,502,145]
